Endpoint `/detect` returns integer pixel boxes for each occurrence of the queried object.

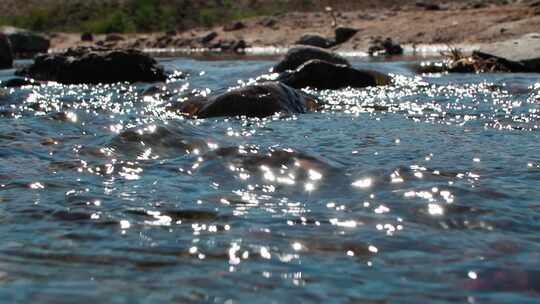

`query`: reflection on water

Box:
[0,58,539,303]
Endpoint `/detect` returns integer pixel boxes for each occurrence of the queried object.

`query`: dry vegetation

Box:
[0,0,478,33]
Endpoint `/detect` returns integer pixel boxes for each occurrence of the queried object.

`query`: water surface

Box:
[0,57,539,303]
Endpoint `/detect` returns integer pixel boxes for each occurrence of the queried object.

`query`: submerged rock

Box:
[0,33,13,69]
[1,77,36,87]
[0,26,50,56]
[279,59,391,90]
[16,47,166,84]
[335,27,359,44]
[295,34,335,49]
[175,82,319,118]
[274,46,350,73]
[368,37,403,56]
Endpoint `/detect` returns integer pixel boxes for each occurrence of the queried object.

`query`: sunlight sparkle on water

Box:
[2,54,540,303]
[428,204,444,216]
[352,178,372,188]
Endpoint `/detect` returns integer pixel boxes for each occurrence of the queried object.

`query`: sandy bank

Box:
[44,1,540,58]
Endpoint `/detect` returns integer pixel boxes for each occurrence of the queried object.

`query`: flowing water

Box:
[0,57,539,303]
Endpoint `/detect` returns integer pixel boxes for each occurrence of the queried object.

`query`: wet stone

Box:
[176,82,319,118]
[15,47,167,84]
[274,45,350,72]
[278,59,391,90]
[0,33,12,69]
[1,77,36,88]
[295,33,335,49]
[335,27,359,44]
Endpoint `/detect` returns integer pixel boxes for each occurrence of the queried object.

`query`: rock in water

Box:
[0,26,49,56]
[473,34,540,73]
[274,46,350,73]
[0,33,13,69]
[1,77,36,87]
[368,37,403,56]
[335,27,359,44]
[16,47,167,84]
[295,34,335,49]
[176,82,319,118]
[279,59,391,90]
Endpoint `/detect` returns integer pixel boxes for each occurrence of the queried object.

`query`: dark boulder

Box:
[295,33,335,49]
[175,82,319,118]
[198,31,218,44]
[446,50,540,73]
[415,2,441,10]
[368,37,403,56]
[0,33,13,69]
[231,40,247,51]
[223,21,245,32]
[1,26,50,56]
[469,51,527,72]
[279,59,391,90]
[81,32,94,42]
[274,45,350,73]
[471,34,540,73]
[428,34,540,74]
[16,47,167,84]
[1,77,36,87]
[335,27,359,44]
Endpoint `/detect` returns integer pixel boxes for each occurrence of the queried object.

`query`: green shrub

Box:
[131,0,159,31]
[0,0,293,33]
[83,11,136,33]
[0,7,54,31]
[199,8,221,27]
[25,8,51,31]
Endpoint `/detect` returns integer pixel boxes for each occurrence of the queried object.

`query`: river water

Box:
[0,57,539,303]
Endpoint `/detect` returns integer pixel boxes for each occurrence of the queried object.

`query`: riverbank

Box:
[46,1,540,56]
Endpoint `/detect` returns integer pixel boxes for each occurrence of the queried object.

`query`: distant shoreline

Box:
[45,1,540,57]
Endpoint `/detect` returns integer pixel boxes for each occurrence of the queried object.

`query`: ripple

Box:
[0,58,539,303]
